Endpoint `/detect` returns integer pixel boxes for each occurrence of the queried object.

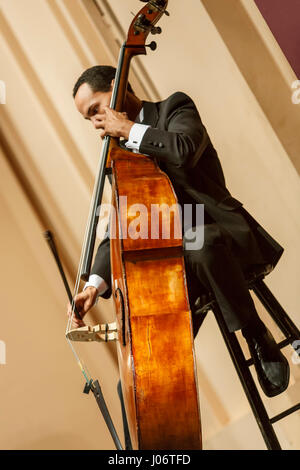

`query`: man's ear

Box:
[110,78,115,90]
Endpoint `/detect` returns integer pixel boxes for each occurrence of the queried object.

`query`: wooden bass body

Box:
[110,147,202,449]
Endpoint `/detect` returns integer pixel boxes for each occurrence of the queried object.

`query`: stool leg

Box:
[212,302,281,450]
[117,380,133,450]
[252,280,300,341]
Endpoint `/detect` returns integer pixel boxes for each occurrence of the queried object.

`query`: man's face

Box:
[74,82,113,129]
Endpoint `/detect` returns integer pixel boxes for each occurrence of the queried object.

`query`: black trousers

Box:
[93,221,262,337]
[183,221,261,335]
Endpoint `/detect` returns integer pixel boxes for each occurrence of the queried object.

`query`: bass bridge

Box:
[66,322,118,343]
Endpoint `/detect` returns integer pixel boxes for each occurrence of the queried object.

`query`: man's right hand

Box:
[67,286,98,328]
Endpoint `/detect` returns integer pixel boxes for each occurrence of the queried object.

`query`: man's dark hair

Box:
[72,65,134,98]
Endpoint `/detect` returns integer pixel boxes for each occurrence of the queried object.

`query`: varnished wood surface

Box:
[111,150,182,252]
[110,153,202,449]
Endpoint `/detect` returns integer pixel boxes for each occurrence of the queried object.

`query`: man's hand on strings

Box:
[67,287,98,328]
[96,107,134,139]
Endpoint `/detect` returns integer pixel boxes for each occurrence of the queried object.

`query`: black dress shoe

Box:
[245,328,290,397]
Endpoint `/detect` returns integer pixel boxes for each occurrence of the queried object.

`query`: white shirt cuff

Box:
[125,123,150,151]
[84,274,109,295]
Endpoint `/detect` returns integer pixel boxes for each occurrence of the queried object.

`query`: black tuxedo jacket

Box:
[91,92,283,291]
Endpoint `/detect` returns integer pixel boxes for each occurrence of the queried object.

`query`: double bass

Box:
[68,0,201,450]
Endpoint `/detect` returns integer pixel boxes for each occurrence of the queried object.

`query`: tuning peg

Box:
[146,41,157,51]
[151,26,162,35]
[148,8,170,16]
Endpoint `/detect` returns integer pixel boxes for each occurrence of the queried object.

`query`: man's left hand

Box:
[98,107,134,139]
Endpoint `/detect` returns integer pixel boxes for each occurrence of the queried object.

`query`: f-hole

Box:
[115,287,126,346]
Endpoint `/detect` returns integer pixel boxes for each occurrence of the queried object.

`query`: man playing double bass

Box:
[68,65,289,400]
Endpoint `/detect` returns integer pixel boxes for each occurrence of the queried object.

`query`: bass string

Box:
[65,143,115,381]
[66,135,110,334]
[64,143,111,385]
[66,337,93,385]
[65,49,124,380]
[66,57,123,334]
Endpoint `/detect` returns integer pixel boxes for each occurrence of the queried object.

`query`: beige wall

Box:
[0,0,299,449]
